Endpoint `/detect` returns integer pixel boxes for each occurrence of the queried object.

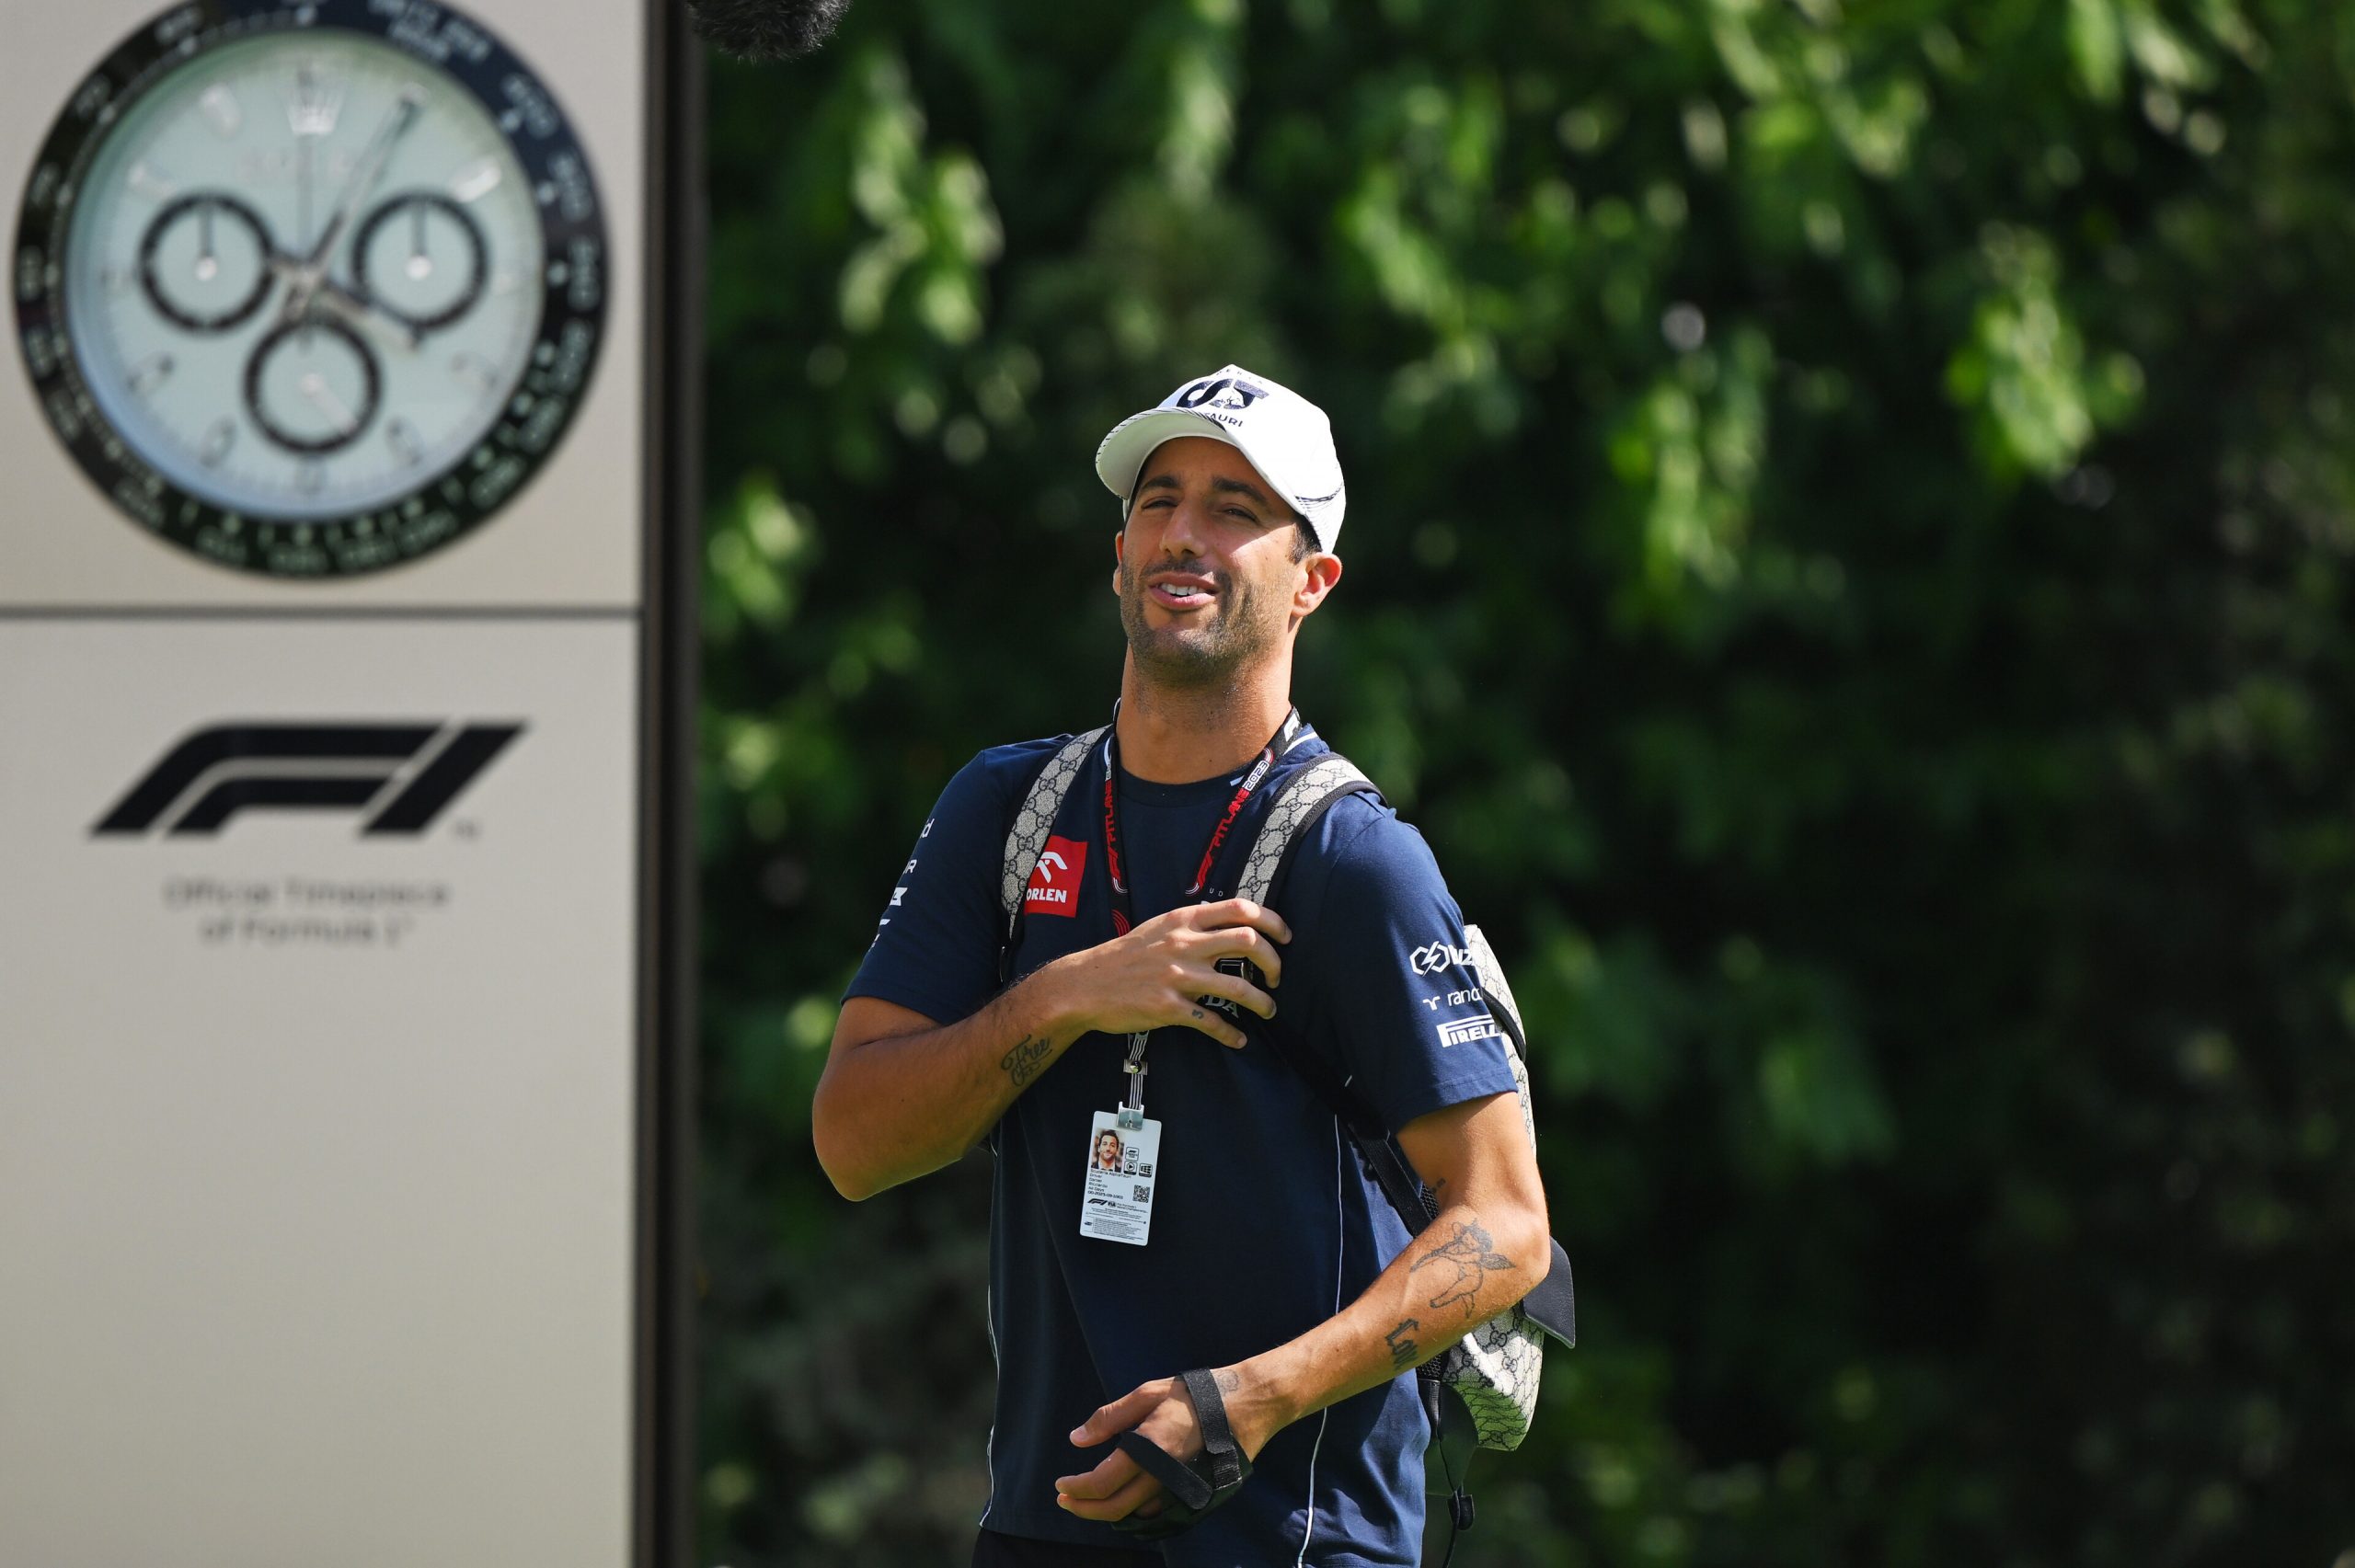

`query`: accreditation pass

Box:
[1078,1109,1162,1246]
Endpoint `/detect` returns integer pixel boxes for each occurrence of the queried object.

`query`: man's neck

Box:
[1114,654,1295,784]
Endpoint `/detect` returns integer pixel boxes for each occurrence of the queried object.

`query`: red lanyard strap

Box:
[1100,707,1305,934]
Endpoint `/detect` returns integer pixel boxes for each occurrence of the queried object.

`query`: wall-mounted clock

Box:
[12,0,608,578]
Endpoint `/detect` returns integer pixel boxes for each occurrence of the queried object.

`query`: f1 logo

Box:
[1025,834,1088,916]
[94,722,523,837]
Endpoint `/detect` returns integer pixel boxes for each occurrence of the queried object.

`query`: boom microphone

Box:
[684,0,852,61]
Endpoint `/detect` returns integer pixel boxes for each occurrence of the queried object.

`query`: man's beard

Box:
[1117,555,1276,687]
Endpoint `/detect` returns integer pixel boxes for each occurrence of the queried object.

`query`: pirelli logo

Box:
[1436,1013,1503,1048]
[94,722,523,838]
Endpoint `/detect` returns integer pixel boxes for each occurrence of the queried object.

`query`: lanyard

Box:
[1099,706,1310,1124]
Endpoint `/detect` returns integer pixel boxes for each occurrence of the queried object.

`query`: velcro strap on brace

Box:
[1109,1368,1252,1539]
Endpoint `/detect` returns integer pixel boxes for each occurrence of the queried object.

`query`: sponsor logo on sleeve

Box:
[1024,834,1088,916]
[1437,1013,1503,1048]
[1409,938,1475,976]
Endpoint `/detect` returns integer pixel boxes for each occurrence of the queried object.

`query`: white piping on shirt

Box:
[979,1280,999,1528]
[1293,1113,1346,1566]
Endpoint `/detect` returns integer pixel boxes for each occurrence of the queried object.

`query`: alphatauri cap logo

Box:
[1094,362,1349,551]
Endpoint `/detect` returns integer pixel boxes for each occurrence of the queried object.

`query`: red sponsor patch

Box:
[1025,835,1088,917]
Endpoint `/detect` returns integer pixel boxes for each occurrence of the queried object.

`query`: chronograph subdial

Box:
[243,315,383,456]
[350,190,487,335]
[136,192,278,333]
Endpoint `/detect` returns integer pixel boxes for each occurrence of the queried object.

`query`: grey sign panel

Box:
[0,617,641,1567]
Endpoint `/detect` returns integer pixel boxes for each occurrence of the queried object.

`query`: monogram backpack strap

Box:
[1232,754,1374,907]
[999,726,1106,931]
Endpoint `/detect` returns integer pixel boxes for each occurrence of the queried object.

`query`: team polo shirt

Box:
[846,729,1519,1567]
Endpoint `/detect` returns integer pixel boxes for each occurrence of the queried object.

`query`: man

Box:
[813,365,1551,1565]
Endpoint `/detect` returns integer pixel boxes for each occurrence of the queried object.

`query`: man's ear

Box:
[1292,552,1343,621]
[1110,530,1126,597]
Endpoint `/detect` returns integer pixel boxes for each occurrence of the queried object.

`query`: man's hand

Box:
[1046,1095,1550,1522]
[1053,1367,1279,1523]
[1051,898,1292,1049]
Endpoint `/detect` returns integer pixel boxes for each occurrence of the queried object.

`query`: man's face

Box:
[1113,436,1312,686]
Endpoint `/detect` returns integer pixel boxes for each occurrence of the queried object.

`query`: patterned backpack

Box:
[997,731,1578,1531]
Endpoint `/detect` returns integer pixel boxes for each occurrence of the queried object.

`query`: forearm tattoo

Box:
[1408,1219,1516,1321]
[1385,1318,1421,1371]
[999,1035,1050,1088]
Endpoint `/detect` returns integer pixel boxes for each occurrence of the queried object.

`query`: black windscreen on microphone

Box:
[683,0,853,61]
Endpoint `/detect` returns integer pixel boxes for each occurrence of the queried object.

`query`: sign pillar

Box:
[0,2,695,1563]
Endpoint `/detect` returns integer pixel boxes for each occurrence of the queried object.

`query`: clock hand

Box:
[195,201,219,283]
[267,250,420,350]
[282,87,422,318]
[297,369,358,433]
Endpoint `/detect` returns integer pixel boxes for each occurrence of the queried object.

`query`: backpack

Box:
[996,730,1578,1534]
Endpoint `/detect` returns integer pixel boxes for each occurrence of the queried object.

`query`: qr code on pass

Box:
[1132,1184,1152,1203]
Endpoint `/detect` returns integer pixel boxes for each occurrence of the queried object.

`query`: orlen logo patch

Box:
[94,722,522,838]
[1025,835,1088,916]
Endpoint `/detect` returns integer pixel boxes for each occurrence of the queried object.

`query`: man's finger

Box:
[1051,1448,1139,1501]
[1174,1003,1249,1049]
[1069,1382,1167,1447]
[1194,898,1292,944]
[1189,966,1276,1021]
[1056,1465,1164,1522]
[1187,926,1284,990]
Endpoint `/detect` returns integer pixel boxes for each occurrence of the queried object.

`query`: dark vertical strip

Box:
[361,724,523,834]
[636,6,704,1568]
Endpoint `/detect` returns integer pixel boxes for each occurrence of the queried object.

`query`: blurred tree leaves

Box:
[696,0,2355,1562]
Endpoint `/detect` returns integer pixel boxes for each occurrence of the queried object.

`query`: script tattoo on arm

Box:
[1408,1220,1516,1321]
[1385,1318,1421,1371]
[998,1035,1051,1089]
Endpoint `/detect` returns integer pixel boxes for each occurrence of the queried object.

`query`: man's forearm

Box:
[817,899,1286,1202]
[812,967,1081,1200]
[1223,1198,1549,1452]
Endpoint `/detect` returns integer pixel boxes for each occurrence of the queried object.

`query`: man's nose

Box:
[1158,492,1212,554]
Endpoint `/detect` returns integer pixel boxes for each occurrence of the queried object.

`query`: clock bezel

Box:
[11,0,610,580]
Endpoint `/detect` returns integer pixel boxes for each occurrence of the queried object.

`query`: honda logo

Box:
[95,722,523,837]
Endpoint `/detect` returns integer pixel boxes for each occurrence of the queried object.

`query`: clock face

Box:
[13,0,608,578]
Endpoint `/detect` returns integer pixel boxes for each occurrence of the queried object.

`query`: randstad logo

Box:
[1025,835,1088,916]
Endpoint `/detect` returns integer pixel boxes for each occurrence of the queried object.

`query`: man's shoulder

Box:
[924,731,1097,845]
[1282,780,1451,908]
[1301,779,1430,864]
[955,731,1094,801]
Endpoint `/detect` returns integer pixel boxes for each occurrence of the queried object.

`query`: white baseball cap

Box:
[1094,364,1348,552]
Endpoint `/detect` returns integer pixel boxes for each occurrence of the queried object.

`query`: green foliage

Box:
[698,0,2355,1561]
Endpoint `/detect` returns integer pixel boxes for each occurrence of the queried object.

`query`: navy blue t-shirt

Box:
[846,727,1518,1567]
